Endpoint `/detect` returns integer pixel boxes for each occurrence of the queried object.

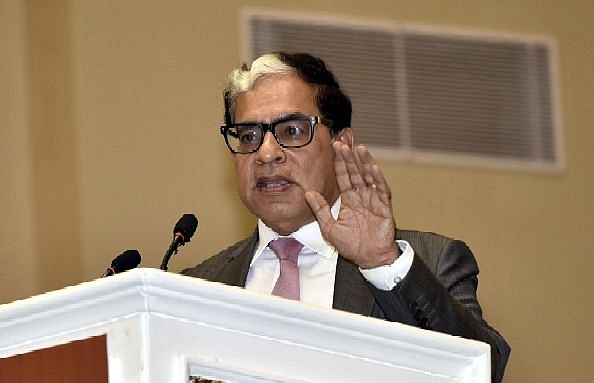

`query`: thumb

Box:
[304,191,335,235]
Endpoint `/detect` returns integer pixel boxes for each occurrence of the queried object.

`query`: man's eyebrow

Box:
[272,112,307,123]
[233,120,261,125]
[236,112,307,125]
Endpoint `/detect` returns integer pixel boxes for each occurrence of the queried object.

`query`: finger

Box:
[356,145,375,186]
[304,191,335,236]
[370,163,392,204]
[354,144,393,204]
[340,143,367,189]
[333,141,355,193]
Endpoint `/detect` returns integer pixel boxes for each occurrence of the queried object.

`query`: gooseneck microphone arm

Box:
[160,213,198,271]
[159,231,186,271]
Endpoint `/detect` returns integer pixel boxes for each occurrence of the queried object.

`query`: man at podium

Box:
[182,51,510,382]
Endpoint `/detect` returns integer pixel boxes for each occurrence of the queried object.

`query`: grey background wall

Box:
[1,1,593,381]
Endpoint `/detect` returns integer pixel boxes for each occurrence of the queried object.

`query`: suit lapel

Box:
[214,231,258,288]
[332,255,376,316]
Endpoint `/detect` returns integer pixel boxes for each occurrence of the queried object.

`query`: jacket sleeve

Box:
[367,238,511,383]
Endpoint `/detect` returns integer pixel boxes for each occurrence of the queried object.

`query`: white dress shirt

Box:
[244,198,414,308]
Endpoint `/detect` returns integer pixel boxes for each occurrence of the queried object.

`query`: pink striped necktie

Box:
[269,237,304,300]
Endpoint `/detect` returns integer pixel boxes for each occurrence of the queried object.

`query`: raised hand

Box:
[305,141,400,269]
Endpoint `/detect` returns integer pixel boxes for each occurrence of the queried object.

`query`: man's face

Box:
[232,73,346,235]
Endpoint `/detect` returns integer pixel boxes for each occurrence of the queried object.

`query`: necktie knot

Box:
[269,237,303,263]
[268,237,303,300]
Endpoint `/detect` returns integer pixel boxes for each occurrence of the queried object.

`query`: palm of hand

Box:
[305,141,399,269]
[327,185,397,268]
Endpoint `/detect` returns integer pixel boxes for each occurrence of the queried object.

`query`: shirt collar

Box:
[252,198,341,265]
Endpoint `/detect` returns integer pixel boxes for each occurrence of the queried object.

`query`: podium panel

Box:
[0,335,108,383]
[0,269,491,382]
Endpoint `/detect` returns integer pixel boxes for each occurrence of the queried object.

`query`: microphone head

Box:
[173,213,198,244]
[111,249,142,272]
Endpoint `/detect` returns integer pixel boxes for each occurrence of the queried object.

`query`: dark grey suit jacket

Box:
[182,228,510,382]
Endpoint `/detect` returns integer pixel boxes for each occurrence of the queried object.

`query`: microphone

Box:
[103,249,142,277]
[160,213,198,271]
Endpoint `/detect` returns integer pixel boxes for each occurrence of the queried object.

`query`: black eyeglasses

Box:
[220,115,333,154]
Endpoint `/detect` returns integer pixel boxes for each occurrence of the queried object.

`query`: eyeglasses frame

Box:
[220,115,333,154]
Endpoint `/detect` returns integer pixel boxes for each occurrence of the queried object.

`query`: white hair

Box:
[224,53,295,123]
[231,53,293,92]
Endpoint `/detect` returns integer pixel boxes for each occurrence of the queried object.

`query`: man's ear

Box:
[337,128,355,150]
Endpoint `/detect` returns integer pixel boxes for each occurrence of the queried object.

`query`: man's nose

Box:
[255,132,286,163]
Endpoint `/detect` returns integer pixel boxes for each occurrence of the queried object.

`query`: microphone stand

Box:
[160,233,184,271]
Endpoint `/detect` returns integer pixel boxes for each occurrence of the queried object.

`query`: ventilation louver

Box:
[242,9,563,172]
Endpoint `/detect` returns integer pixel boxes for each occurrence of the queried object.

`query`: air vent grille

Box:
[244,10,563,171]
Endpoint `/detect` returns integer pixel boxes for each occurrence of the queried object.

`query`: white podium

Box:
[0,268,490,382]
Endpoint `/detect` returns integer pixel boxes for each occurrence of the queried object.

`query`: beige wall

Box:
[0,0,38,300]
[1,0,592,381]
